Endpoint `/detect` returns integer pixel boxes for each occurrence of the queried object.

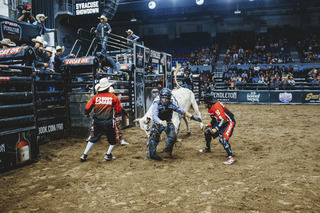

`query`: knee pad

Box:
[219,137,230,149]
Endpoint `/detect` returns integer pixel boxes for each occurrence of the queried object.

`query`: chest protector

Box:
[155,100,174,122]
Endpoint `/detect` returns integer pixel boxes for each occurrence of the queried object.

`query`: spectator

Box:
[126,29,140,46]
[202,82,210,94]
[33,14,56,36]
[17,0,35,23]
[0,38,16,49]
[181,71,192,90]
[95,15,111,55]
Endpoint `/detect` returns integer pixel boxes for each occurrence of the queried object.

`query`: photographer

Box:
[17,0,35,23]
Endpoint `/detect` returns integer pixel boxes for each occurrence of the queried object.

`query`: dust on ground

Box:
[1,104,319,212]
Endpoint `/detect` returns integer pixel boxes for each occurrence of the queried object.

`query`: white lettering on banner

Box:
[64,58,90,65]
[96,97,113,105]
[0,143,5,153]
[3,25,19,33]
[247,91,260,102]
[212,92,237,99]
[38,123,64,135]
[279,92,292,103]
[150,50,161,59]
[0,47,22,56]
[75,1,99,15]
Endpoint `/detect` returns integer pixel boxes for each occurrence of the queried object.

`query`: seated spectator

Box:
[33,14,56,36]
[209,83,215,92]
[252,75,259,83]
[181,71,192,90]
[0,38,16,49]
[287,72,295,87]
[17,0,35,23]
[202,82,210,94]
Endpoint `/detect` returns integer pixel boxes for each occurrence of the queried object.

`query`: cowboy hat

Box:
[95,78,113,92]
[108,86,117,94]
[36,14,47,21]
[126,29,133,34]
[203,94,218,105]
[32,36,47,45]
[45,46,55,53]
[98,15,108,21]
[0,38,16,47]
[55,45,65,53]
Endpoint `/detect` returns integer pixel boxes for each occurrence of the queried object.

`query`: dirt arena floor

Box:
[1,104,319,212]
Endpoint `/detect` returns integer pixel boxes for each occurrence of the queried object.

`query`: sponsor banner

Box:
[75,0,100,16]
[210,91,238,103]
[1,20,22,41]
[134,68,145,117]
[0,47,22,57]
[238,91,269,103]
[270,91,301,104]
[0,76,10,81]
[38,123,64,135]
[302,92,320,103]
[135,45,145,69]
[65,57,90,65]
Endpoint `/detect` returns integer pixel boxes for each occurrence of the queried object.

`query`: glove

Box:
[191,115,202,122]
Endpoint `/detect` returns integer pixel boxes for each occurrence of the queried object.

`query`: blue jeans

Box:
[101,35,109,54]
[148,122,176,157]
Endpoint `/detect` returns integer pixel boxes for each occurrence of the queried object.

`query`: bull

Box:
[134,63,204,136]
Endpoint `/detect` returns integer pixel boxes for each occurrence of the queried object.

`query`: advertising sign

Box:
[238,91,269,103]
[0,21,22,41]
[210,91,238,103]
[269,91,301,104]
[135,45,145,69]
[302,92,320,103]
[75,0,100,16]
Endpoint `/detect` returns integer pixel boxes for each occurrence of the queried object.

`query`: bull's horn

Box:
[174,62,182,88]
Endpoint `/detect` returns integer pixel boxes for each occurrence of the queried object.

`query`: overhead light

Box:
[196,0,204,5]
[148,1,156,9]
[131,18,137,22]
[234,3,241,14]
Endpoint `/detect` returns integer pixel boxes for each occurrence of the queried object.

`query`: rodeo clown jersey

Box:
[85,92,122,121]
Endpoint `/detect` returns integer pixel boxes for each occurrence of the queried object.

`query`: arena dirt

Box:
[1,104,319,212]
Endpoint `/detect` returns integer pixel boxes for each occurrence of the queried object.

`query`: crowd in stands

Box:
[296,32,320,63]
[223,31,293,65]
[220,64,320,91]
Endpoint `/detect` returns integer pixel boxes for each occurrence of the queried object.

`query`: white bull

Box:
[134,87,204,136]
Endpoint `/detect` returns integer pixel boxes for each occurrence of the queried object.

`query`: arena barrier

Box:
[66,30,173,128]
[0,46,39,172]
[208,90,320,104]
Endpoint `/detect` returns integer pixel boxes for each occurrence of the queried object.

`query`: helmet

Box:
[203,94,217,105]
[159,88,172,99]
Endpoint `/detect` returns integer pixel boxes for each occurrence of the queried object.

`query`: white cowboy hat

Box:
[108,86,117,93]
[95,78,113,92]
[0,38,16,47]
[126,29,133,34]
[55,45,65,53]
[36,14,47,21]
[32,36,47,45]
[98,15,108,21]
[45,46,55,53]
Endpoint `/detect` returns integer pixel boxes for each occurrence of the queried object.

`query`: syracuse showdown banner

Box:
[74,0,100,16]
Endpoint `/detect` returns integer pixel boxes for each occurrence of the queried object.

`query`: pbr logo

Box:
[1,21,22,41]
[279,92,292,103]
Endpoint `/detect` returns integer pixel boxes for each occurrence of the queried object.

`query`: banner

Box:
[210,90,238,103]
[74,0,100,16]
[134,45,145,69]
[238,91,269,103]
[269,91,301,104]
[302,92,320,103]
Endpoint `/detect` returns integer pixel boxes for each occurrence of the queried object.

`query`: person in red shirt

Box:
[199,94,236,165]
[80,78,127,162]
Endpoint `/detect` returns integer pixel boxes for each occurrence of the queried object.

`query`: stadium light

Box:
[196,0,204,6]
[148,1,156,9]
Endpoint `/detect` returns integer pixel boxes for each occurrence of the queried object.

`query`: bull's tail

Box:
[174,62,182,88]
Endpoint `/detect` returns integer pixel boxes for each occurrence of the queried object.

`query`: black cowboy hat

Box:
[203,94,218,105]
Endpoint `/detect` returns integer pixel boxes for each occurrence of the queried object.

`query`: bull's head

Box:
[133,117,153,136]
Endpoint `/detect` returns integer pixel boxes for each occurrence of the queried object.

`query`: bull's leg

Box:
[182,115,191,135]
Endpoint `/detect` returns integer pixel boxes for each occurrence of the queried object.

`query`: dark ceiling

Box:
[112,0,320,25]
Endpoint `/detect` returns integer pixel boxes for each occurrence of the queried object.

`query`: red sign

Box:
[0,76,10,81]
[119,65,128,70]
[0,47,22,57]
[64,57,90,65]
